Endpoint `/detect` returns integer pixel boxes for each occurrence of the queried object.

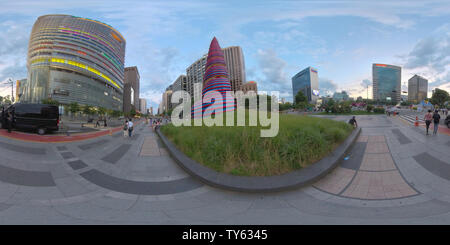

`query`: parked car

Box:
[445,115,450,128]
[0,103,59,135]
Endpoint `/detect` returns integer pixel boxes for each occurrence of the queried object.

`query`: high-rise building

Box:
[124,66,140,113]
[186,45,246,98]
[173,75,187,92]
[222,46,246,92]
[149,107,153,115]
[139,98,147,114]
[161,90,173,113]
[186,55,207,98]
[408,74,428,103]
[372,64,401,103]
[292,67,319,104]
[22,14,126,111]
[241,81,258,93]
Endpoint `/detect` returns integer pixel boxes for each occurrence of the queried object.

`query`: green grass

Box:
[161,113,353,176]
[317,111,384,115]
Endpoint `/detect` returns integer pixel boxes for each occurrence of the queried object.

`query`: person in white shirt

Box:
[127,120,134,137]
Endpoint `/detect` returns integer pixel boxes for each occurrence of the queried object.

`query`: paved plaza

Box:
[0,115,449,224]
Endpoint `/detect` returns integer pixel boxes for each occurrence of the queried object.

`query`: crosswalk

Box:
[399,114,425,125]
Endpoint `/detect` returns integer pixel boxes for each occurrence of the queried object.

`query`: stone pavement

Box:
[0,115,449,224]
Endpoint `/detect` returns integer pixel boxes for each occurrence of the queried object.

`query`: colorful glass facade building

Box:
[292,67,319,104]
[192,37,234,117]
[22,14,126,111]
[372,63,401,103]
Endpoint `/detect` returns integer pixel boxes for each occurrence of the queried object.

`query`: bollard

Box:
[414,116,419,127]
[109,128,112,136]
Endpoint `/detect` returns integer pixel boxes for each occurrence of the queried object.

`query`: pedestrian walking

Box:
[7,111,13,133]
[433,109,441,135]
[123,120,128,137]
[424,110,433,135]
[127,119,134,137]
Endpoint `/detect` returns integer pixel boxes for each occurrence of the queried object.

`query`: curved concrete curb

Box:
[157,127,361,193]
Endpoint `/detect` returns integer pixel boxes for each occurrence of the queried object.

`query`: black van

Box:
[0,103,59,135]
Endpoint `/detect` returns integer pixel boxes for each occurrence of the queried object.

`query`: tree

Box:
[41,98,59,105]
[97,107,106,116]
[324,99,335,113]
[430,88,450,108]
[130,107,137,118]
[295,91,307,104]
[83,105,94,116]
[279,102,293,111]
[3,95,12,105]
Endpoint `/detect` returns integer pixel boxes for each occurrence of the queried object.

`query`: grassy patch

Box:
[161,114,353,176]
[317,111,384,115]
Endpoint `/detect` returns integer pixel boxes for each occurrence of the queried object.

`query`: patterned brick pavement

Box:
[314,135,418,200]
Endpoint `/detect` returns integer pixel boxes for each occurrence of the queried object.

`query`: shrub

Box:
[373,107,385,114]
[366,105,374,112]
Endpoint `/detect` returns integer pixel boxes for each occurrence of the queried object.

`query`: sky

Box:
[0,0,449,109]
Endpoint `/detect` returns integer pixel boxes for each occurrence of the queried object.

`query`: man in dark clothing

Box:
[349,116,358,128]
[433,110,440,135]
[7,111,13,133]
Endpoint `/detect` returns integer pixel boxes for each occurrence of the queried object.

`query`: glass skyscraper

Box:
[372,64,401,103]
[23,14,126,111]
[292,67,319,104]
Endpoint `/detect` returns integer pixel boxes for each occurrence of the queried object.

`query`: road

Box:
[0,115,449,224]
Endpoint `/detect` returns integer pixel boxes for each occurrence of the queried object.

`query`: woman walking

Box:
[424,110,433,135]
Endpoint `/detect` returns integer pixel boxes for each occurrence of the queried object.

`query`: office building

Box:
[372,64,401,103]
[186,55,207,99]
[186,45,246,98]
[222,46,246,92]
[22,14,126,111]
[408,74,428,103]
[161,90,173,113]
[139,98,147,114]
[173,75,187,92]
[124,66,140,113]
[241,81,257,93]
[292,67,319,104]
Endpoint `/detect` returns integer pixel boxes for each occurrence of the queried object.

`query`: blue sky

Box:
[0,0,449,109]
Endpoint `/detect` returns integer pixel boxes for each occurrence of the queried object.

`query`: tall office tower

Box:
[172,75,188,107]
[372,64,401,103]
[192,37,234,118]
[291,67,319,104]
[24,14,125,111]
[162,90,173,113]
[408,74,428,103]
[172,75,187,92]
[241,81,258,93]
[186,55,207,98]
[139,98,147,113]
[222,46,246,92]
[186,46,246,98]
[124,66,140,113]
